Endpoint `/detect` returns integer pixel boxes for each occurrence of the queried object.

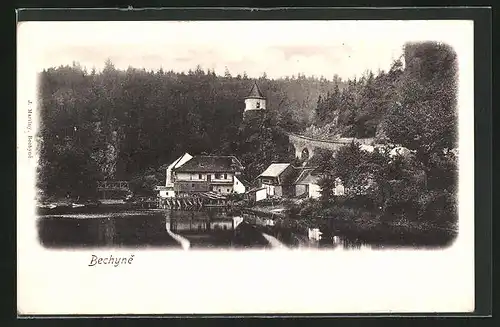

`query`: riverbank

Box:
[240,200,458,248]
[37,196,457,249]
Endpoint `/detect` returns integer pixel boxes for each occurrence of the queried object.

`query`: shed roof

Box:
[257,163,291,178]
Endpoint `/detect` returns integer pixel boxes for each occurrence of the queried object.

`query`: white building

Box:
[171,155,246,196]
[156,152,193,198]
[294,169,321,199]
[244,82,266,112]
[294,170,345,199]
[245,187,268,202]
[256,163,295,198]
[156,154,246,198]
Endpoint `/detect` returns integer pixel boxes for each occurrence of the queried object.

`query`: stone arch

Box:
[293,144,302,159]
[307,146,315,159]
[301,148,310,161]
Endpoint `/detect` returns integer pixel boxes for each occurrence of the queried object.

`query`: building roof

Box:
[166,153,193,187]
[294,168,314,184]
[169,153,193,169]
[257,163,290,178]
[246,82,265,99]
[294,167,322,185]
[246,186,267,193]
[234,175,249,186]
[301,172,320,185]
[173,155,244,173]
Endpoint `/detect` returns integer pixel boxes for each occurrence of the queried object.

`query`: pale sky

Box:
[18,20,470,80]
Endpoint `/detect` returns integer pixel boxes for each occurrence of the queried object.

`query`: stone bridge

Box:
[287,133,375,160]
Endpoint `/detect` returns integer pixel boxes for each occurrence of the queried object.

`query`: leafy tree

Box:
[224,66,232,78]
[385,42,458,166]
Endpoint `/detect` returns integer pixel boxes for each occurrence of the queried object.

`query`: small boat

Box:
[37,203,72,215]
[39,203,58,210]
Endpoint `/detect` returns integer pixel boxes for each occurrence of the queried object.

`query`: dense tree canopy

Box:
[307,59,404,139]
[37,62,335,199]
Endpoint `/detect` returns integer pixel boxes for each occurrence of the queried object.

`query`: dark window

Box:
[199,174,202,179]
[224,173,227,179]
[227,189,230,192]
[192,183,195,187]
[218,189,221,193]
[256,102,260,108]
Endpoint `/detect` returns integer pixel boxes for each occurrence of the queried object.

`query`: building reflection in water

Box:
[164,210,236,233]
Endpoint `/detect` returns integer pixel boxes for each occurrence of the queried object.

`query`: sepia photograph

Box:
[17,16,476,315]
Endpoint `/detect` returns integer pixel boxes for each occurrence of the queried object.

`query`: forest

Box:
[37,41,458,212]
[37,60,339,199]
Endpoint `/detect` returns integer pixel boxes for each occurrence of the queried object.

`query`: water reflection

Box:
[38,211,181,248]
[37,209,270,249]
[37,208,443,250]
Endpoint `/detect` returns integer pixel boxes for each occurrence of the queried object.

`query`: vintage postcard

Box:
[17,18,475,315]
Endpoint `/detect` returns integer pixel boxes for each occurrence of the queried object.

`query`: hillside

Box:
[37,41,457,200]
[37,64,342,198]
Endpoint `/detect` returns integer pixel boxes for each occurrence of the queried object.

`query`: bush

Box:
[418,189,457,227]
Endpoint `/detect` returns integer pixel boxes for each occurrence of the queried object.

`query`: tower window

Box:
[256,102,260,109]
[199,174,202,179]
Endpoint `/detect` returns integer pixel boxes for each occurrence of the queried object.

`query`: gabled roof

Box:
[300,172,320,185]
[234,175,249,186]
[294,168,321,185]
[166,153,193,187]
[246,82,265,99]
[173,155,244,173]
[168,153,192,170]
[257,163,290,178]
[294,168,315,184]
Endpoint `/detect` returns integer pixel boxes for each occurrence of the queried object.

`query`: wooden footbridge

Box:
[97,180,130,191]
[96,180,130,200]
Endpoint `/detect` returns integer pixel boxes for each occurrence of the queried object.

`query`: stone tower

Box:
[243,82,266,121]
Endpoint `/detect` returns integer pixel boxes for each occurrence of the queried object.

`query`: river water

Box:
[39,207,437,250]
[37,208,273,249]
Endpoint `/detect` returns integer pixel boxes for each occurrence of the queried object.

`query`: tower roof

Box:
[246,82,265,99]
